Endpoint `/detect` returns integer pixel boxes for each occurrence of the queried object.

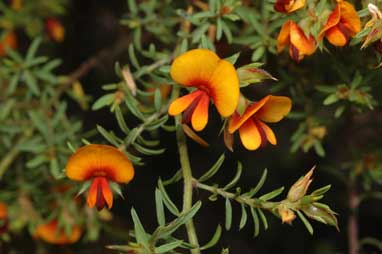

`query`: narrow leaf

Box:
[296,210,314,235]
[198,153,225,182]
[239,204,248,230]
[200,225,222,250]
[225,198,232,230]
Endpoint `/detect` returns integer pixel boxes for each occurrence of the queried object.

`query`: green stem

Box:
[194,179,280,211]
[174,89,200,254]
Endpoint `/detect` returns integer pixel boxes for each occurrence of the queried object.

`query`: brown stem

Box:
[348,187,359,254]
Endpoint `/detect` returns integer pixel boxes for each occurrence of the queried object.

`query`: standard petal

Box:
[287,0,306,12]
[170,49,220,87]
[339,0,361,35]
[87,178,99,208]
[228,96,270,133]
[277,20,291,53]
[209,59,240,117]
[239,119,261,150]
[191,93,210,131]
[256,96,292,123]
[318,4,341,40]
[65,144,135,183]
[325,26,348,46]
[290,22,316,55]
[256,120,277,145]
[168,90,203,116]
[100,178,113,209]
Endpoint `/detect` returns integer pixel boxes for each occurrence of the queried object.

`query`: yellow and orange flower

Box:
[168,49,240,131]
[274,0,305,13]
[318,0,361,46]
[0,202,8,234]
[0,31,17,57]
[65,144,134,210]
[277,20,316,62]
[34,220,82,245]
[45,18,65,42]
[228,95,292,151]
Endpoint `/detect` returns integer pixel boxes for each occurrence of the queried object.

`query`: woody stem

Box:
[174,88,200,254]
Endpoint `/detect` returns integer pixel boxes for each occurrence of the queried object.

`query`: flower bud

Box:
[287,167,314,202]
[237,64,277,87]
[278,203,296,224]
[301,203,339,230]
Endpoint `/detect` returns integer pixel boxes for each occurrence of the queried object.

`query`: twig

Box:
[348,186,359,254]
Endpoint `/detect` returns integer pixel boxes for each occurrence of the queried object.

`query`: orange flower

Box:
[277,20,316,62]
[318,0,361,46]
[274,0,305,13]
[10,0,22,10]
[0,202,8,234]
[65,144,134,210]
[228,95,292,151]
[45,18,65,42]
[34,220,82,245]
[168,49,239,131]
[0,31,17,56]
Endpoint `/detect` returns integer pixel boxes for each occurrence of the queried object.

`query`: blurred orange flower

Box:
[274,0,305,13]
[46,18,65,42]
[34,220,81,245]
[0,31,17,56]
[10,0,22,10]
[168,49,239,131]
[228,95,292,151]
[277,20,316,62]
[318,0,361,46]
[0,202,8,234]
[65,144,134,210]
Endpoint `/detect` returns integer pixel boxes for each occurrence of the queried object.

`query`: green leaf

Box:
[257,208,268,230]
[163,169,182,186]
[296,210,314,235]
[26,37,42,62]
[76,181,91,196]
[250,207,260,237]
[154,88,162,111]
[133,143,165,155]
[24,70,40,95]
[225,52,240,65]
[92,93,114,110]
[155,189,166,226]
[198,154,225,182]
[239,204,248,230]
[251,47,265,62]
[311,185,331,196]
[200,225,222,250]
[115,106,130,134]
[246,169,267,197]
[155,240,184,253]
[323,94,339,105]
[96,125,119,146]
[225,198,232,230]
[259,187,284,201]
[131,208,149,245]
[223,162,242,190]
[128,0,138,15]
[158,179,180,216]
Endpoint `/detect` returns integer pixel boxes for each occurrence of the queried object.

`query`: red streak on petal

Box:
[182,91,205,124]
[289,44,300,62]
[337,23,350,44]
[253,119,268,147]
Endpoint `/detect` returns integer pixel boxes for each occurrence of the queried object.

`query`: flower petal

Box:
[239,119,261,150]
[191,93,210,131]
[87,178,99,208]
[290,22,316,55]
[100,178,113,209]
[277,21,291,53]
[168,90,203,116]
[228,96,270,133]
[170,49,220,87]
[65,144,135,183]
[319,4,341,40]
[286,0,305,12]
[325,26,348,46]
[34,220,82,245]
[209,59,240,117]
[339,0,361,35]
[255,96,292,123]
[256,120,277,145]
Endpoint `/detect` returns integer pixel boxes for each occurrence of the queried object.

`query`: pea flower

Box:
[278,203,296,224]
[168,49,240,131]
[0,202,8,234]
[65,144,134,210]
[34,220,82,245]
[228,95,292,151]
[361,4,382,50]
[0,31,17,56]
[318,0,361,47]
[45,18,65,42]
[277,20,316,62]
[274,0,305,13]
